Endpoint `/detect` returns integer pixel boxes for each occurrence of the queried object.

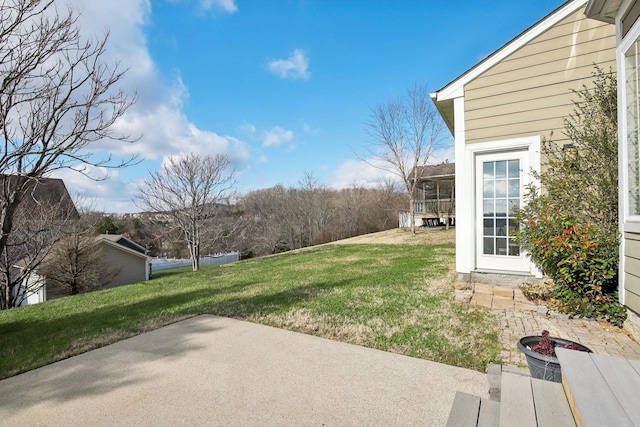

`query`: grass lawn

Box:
[0,229,500,379]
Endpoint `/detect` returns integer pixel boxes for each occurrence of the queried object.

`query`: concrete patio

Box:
[0,315,488,426]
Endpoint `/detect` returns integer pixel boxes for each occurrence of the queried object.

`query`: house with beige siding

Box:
[431,0,616,284]
[42,234,150,302]
[95,234,150,289]
[586,0,640,338]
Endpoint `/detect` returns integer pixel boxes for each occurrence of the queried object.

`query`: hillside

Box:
[329,227,455,246]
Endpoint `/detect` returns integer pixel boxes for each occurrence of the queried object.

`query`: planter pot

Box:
[517,335,592,383]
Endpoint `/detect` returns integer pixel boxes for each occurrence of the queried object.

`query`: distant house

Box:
[4,177,79,307]
[585,0,640,339]
[399,162,455,228]
[0,176,79,221]
[430,0,615,283]
[95,234,150,287]
[45,234,151,301]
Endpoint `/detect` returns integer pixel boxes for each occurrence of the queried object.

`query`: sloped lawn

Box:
[0,230,500,379]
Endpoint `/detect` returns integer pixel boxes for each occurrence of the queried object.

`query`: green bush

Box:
[516,195,624,325]
[515,67,626,326]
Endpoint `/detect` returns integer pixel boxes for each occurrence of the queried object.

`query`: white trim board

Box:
[434,0,588,102]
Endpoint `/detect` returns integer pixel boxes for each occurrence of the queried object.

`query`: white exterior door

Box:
[475,151,531,272]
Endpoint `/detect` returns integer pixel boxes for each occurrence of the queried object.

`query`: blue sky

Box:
[57,0,566,213]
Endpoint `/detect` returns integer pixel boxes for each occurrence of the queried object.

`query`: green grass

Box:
[0,235,500,379]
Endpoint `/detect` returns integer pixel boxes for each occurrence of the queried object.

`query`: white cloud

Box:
[330,158,400,190]
[51,166,142,213]
[331,147,455,191]
[238,122,257,137]
[262,126,294,148]
[302,122,319,134]
[41,0,251,213]
[431,144,455,164]
[65,0,251,161]
[200,0,238,13]
[268,49,310,80]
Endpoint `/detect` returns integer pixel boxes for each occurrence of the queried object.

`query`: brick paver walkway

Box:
[455,283,640,366]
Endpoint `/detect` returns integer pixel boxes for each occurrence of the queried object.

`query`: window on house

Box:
[419,180,454,200]
[626,34,640,216]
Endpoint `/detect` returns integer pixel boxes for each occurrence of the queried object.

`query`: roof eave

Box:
[585,0,621,24]
[430,92,455,135]
[97,238,151,260]
[433,0,587,103]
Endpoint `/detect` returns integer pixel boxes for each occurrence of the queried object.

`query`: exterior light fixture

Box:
[562,143,578,161]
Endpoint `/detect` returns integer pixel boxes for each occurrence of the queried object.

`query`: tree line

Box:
[97,171,404,261]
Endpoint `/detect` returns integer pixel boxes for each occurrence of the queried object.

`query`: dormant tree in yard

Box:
[0,0,136,305]
[137,153,237,271]
[39,230,118,296]
[0,180,79,308]
[364,84,446,234]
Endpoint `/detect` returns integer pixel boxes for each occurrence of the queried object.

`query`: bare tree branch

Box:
[136,153,238,271]
[0,0,138,299]
[363,83,446,234]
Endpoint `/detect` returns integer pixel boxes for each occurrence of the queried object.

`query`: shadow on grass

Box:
[0,274,354,410]
[0,316,225,414]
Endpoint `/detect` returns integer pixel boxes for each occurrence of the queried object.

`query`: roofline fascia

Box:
[429,92,455,134]
[584,0,617,23]
[98,234,148,254]
[434,0,587,102]
[97,238,151,260]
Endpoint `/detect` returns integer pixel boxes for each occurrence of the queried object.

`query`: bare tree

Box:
[240,186,290,256]
[136,153,237,271]
[364,83,446,234]
[0,0,136,292]
[39,230,118,296]
[238,179,404,256]
[0,179,79,308]
[298,172,332,247]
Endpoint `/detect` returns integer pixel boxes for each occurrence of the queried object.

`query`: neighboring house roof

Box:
[0,175,79,219]
[431,0,587,133]
[409,163,455,181]
[96,234,150,259]
[15,234,150,270]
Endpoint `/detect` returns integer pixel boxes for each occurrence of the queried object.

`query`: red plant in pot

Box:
[531,330,588,358]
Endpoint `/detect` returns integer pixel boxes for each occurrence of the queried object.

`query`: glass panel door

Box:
[482,159,520,257]
[475,151,530,272]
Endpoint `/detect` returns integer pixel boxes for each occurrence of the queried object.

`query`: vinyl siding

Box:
[625,233,640,314]
[100,244,147,289]
[464,7,616,145]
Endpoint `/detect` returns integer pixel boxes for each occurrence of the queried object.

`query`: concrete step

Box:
[557,348,640,427]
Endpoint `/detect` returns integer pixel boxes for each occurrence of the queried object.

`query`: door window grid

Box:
[482,160,520,256]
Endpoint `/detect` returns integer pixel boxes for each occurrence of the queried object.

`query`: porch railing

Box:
[414,199,455,216]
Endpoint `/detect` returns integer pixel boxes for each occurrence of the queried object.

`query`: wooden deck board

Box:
[589,353,640,424]
[531,377,575,427]
[477,398,500,427]
[628,357,640,375]
[500,372,536,427]
[557,348,634,427]
[446,392,481,427]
